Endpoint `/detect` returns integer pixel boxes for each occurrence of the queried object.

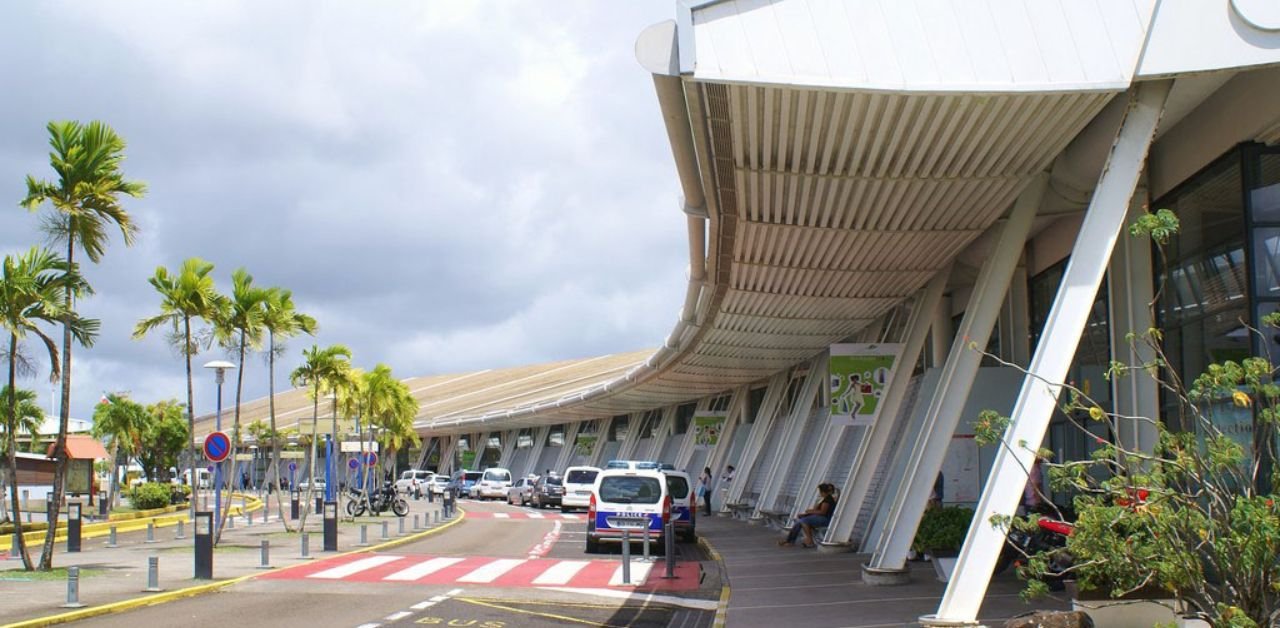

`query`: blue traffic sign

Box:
[365,452,378,467]
[347,458,360,470]
[204,431,231,463]
[288,462,297,472]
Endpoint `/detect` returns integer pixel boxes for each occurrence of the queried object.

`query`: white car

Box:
[472,468,513,499]
[586,468,670,553]
[561,466,601,512]
[395,470,434,494]
[428,475,450,495]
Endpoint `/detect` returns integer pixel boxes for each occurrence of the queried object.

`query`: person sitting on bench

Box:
[778,482,837,548]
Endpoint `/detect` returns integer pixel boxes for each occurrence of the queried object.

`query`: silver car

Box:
[506,477,535,506]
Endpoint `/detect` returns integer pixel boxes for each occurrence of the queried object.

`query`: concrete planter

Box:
[1071,596,1181,628]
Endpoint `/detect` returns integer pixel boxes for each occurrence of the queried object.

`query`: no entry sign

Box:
[204,431,231,463]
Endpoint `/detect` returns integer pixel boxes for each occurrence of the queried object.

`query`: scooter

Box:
[994,516,1074,589]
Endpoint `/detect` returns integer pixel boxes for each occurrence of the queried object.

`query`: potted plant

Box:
[975,209,1280,628]
[912,505,973,582]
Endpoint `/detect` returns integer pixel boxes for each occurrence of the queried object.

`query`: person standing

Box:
[698,467,713,515]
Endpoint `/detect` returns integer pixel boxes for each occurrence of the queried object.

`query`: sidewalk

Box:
[0,495,462,627]
[697,515,1071,627]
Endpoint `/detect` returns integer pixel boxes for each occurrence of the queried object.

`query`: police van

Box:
[586,468,670,554]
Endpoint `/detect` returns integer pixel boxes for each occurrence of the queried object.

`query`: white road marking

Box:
[409,601,436,610]
[608,562,653,586]
[527,512,545,519]
[384,611,411,621]
[309,555,402,579]
[530,560,590,585]
[560,514,581,520]
[456,558,525,583]
[355,624,381,628]
[383,557,465,581]
[447,588,464,595]
[493,513,510,519]
[538,587,719,611]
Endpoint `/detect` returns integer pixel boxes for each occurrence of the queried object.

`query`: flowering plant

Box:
[975,210,1280,627]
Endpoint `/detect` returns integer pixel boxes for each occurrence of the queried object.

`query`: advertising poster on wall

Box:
[829,343,902,426]
[693,412,727,449]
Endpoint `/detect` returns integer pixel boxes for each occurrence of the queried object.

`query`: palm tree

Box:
[289,344,351,530]
[89,394,147,511]
[261,288,315,528]
[0,247,94,570]
[133,257,225,523]
[21,120,145,569]
[364,365,420,483]
[1,386,43,543]
[210,268,269,541]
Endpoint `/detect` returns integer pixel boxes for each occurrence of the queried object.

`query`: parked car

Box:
[507,477,535,506]
[586,468,669,554]
[662,469,696,541]
[428,474,451,495]
[298,477,326,492]
[450,470,483,496]
[395,470,434,494]
[472,467,513,499]
[561,466,601,513]
[531,474,564,509]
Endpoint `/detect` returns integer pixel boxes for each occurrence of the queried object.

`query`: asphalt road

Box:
[74,498,716,628]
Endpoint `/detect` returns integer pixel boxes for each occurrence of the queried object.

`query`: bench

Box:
[759,509,791,529]
[724,501,754,519]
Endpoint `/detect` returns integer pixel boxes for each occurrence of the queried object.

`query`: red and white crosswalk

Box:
[464,511,582,521]
[262,552,698,591]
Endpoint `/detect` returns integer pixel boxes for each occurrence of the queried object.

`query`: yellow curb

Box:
[3,495,266,552]
[697,536,730,628]
[4,507,468,627]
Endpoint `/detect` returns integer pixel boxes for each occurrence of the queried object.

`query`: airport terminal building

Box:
[209,1,1280,623]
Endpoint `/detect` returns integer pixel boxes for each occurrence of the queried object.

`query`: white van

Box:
[473,467,513,499]
[586,468,670,553]
[395,469,434,494]
[561,466,601,512]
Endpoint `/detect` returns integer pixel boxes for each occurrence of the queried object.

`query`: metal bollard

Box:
[228,513,235,529]
[381,521,389,540]
[398,516,406,536]
[8,532,20,560]
[246,509,253,527]
[62,566,85,608]
[358,524,369,547]
[433,510,440,525]
[300,532,312,559]
[257,540,272,569]
[175,519,185,540]
[106,526,118,548]
[145,522,157,544]
[642,527,651,562]
[621,530,632,585]
[144,556,163,592]
[662,520,676,579]
[263,503,269,524]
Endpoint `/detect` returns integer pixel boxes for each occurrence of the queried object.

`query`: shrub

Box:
[127,482,172,510]
[912,506,973,555]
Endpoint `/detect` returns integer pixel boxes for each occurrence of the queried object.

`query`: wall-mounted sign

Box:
[829,343,902,427]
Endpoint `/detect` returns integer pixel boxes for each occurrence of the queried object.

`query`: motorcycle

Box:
[347,482,409,517]
[994,516,1074,590]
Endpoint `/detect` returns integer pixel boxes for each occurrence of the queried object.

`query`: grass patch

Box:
[0,567,104,582]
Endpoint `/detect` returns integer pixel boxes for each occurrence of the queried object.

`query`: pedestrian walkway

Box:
[697,514,1071,627]
[463,511,582,520]
[262,552,700,591]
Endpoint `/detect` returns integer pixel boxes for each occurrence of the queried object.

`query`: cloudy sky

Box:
[0,1,686,423]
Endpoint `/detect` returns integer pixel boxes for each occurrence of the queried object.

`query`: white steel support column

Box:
[439,436,457,475]
[869,172,1049,575]
[1108,185,1160,455]
[587,418,614,468]
[414,437,435,470]
[641,407,676,462]
[754,354,827,516]
[616,412,646,460]
[498,430,518,469]
[931,295,952,369]
[824,270,949,544]
[724,372,790,506]
[521,426,551,478]
[553,422,583,472]
[674,398,713,471]
[1006,265,1032,366]
[929,80,1171,625]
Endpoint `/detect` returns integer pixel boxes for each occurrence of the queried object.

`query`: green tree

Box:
[363,364,420,481]
[289,344,351,529]
[1,386,44,535]
[261,287,315,528]
[21,120,145,569]
[210,268,270,541]
[133,257,225,520]
[0,246,94,570]
[90,394,147,512]
[137,400,188,482]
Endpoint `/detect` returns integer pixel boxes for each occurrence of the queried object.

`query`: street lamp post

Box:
[327,392,338,503]
[203,360,235,538]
